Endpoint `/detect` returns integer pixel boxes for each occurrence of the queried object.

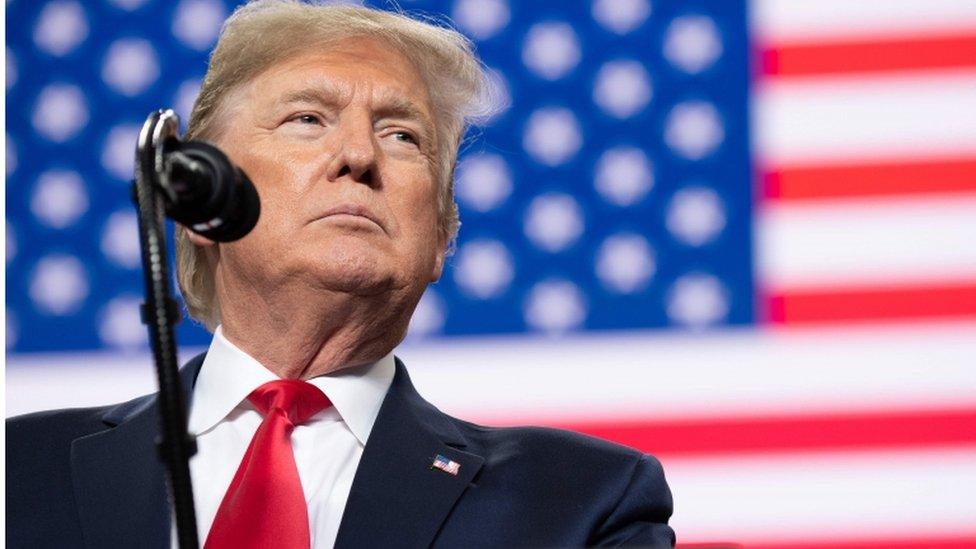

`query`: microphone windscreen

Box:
[164,140,261,243]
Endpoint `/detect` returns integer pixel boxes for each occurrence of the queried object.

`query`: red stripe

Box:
[545,408,976,457]
[762,157,976,201]
[692,535,976,549]
[766,282,976,324]
[761,33,976,77]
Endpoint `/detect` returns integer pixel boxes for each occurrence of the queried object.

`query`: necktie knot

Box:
[247,379,331,426]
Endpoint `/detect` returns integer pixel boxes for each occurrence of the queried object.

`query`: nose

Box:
[325,112,378,187]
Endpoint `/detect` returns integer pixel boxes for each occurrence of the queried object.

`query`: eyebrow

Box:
[279,88,336,107]
[278,86,435,144]
[374,95,431,129]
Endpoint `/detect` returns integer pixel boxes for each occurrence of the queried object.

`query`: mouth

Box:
[315,204,385,233]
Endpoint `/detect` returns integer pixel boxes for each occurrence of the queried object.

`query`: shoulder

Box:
[388,359,673,544]
[7,404,112,450]
[6,356,190,447]
[446,420,674,546]
[6,395,157,517]
[6,406,106,487]
[462,420,647,467]
[6,390,156,439]
[456,419,669,507]
[7,405,113,483]
[6,393,154,473]
[396,360,668,502]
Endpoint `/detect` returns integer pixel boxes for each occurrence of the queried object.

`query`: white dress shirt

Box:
[176,326,395,548]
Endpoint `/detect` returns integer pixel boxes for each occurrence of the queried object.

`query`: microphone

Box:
[158,139,260,242]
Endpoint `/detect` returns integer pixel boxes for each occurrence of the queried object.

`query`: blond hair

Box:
[175,0,494,330]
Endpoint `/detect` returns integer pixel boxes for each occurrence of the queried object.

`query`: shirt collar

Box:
[188,326,395,446]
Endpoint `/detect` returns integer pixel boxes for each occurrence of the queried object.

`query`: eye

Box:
[290,113,322,125]
[392,131,418,145]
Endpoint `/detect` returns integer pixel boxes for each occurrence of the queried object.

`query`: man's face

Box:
[199,37,447,299]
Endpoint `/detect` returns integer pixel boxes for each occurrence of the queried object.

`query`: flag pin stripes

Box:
[431,454,461,476]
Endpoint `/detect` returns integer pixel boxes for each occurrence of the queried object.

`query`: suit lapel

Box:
[334,359,484,549]
[69,354,479,548]
[70,354,205,549]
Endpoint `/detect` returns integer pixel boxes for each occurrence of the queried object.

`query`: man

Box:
[7,1,674,547]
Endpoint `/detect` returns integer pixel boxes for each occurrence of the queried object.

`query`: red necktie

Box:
[205,380,332,549]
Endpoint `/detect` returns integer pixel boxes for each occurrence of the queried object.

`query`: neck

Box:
[215,276,415,380]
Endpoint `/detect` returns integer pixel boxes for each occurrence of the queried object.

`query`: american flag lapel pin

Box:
[431,454,461,476]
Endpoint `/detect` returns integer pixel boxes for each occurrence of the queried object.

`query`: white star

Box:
[6,133,17,177]
[101,124,142,181]
[665,101,724,160]
[453,239,515,299]
[7,48,17,90]
[593,60,653,119]
[524,279,587,334]
[31,170,89,229]
[33,0,88,56]
[107,0,150,10]
[666,273,730,328]
[452,0,510,41]
[455,153,513,212]
[596,233,656,294]
[407,289,446,338]
[30,255,89,315]
[32,84,89,142]
[7,221,17,264]
[99,296,148,350]
[666,186,726,246]
[592,0,651,35]
[172,0,227,50]
[102,38,160,96]
[524,193,584,253]
[6,308,18,350]
[522,22,581,80]
[101,211,142,269]
[663,15,723,74]
[523,107,583,166]
[594,146,654,206]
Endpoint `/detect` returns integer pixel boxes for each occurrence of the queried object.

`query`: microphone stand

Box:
[133,109,199,549]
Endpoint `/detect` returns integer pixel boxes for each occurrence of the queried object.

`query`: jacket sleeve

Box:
[590,454,675,548]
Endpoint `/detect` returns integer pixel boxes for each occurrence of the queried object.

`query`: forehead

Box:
[244,37,433,112]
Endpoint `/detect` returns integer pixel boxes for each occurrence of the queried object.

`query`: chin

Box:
[308,240,399,295]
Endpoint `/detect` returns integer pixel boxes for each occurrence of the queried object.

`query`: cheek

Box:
[403,193,443,259]
[230,149,318,222]
[223,130,322,192]
[236,152,292,193]
[400,178,441,230]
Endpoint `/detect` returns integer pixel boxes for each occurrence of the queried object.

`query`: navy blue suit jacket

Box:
[7,354,674,548]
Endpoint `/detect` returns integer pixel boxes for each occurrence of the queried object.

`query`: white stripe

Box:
[668,446,976,542]
[752,0,976,44]
[10,324,976,422]
[406,324,976,423]
[753,70,976,165]
[757,194,976,289]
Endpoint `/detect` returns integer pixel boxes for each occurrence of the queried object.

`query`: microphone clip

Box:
[138,108,261,243]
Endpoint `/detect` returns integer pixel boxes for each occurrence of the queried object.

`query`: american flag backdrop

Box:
[5,0,976,547]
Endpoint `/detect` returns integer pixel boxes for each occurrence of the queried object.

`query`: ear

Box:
[185,227,218,248]
[428,230,449,283]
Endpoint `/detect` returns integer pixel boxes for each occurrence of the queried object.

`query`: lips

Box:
[316,203,385,232]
